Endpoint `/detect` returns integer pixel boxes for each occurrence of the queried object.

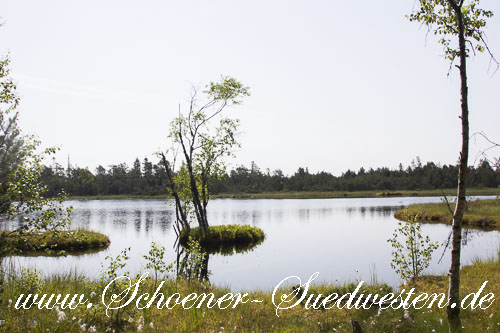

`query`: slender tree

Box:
[407,0,497,330]
[161,76,249,234]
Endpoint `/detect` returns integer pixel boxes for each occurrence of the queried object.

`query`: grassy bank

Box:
[67,187,500,201]
[394,198,500,230]
[0,230,110,256]
[1,256,500,332]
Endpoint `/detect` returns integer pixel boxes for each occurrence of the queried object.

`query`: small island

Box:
[179,224,265,254]
[0,229,110,256]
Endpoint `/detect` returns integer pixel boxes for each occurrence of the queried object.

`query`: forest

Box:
[40,157,500,197]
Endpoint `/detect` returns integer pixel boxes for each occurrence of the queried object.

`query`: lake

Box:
[3,196,500,291]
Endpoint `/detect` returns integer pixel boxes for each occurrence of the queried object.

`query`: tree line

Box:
[40,157,500,197]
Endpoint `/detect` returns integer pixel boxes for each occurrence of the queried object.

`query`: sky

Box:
[1,0,499,176]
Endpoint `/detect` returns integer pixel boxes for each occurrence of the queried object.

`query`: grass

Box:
[0,229,110,256]
[394,198,500,230]
[179,225,265,254]
[2,254,500,332]
[66,187,500,200]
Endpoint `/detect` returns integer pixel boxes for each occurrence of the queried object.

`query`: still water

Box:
[4,196,500,291]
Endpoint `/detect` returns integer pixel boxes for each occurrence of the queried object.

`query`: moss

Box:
[179,224,265,253]
[0,229,110,256]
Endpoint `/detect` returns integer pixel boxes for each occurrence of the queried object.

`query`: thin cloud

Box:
[13,73,172,109]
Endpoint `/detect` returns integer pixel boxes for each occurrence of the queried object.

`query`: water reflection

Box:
[176,245,210,283]
[1,197,498,291]
[346,205,404,218]
[174,238,263,283]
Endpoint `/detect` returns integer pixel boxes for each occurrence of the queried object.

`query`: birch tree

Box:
[161,76,249,235]
[0,55,23,213]
[407,1,497,330]
[0,55,72,237]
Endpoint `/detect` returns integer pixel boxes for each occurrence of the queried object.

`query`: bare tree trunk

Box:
[178,131,209,234]
[446,1,469,331]
[160,153,190,232]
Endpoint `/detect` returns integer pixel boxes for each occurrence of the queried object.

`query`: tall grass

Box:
[2,255,500,332]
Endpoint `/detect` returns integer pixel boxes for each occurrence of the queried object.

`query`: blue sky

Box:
[1,0,499,175]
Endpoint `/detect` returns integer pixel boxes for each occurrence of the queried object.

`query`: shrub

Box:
[387,211,439,281]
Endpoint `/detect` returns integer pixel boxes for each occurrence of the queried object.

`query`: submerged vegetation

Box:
[394,198,500,230]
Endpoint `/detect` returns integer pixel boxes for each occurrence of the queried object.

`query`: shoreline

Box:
[393,198,500,231]
[65,187,500,201]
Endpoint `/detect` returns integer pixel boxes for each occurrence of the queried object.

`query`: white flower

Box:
[90,291,96,298]
[57,312,66,322]
[55,306,66,322]
[149,322,154,329]
[489,314,494,318]
[8,299,12,307]
[137,324,143,332]
[88,326,97,332]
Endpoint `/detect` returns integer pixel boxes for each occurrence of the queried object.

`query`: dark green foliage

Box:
[39,157,500,197]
